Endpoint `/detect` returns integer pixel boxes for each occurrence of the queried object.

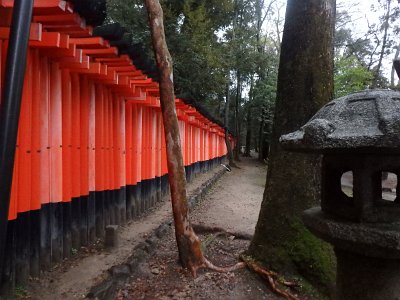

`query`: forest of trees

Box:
[107,0,400,162]
[109,0,400,296]
[0,0,399,298]
[107,0,280,161]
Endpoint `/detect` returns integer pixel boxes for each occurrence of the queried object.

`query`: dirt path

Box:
[26,156,305,300]
[25,166,224,300]
[116,157,287,300]
[191,156,267,235]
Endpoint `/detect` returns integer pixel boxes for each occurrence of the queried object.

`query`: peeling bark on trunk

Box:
[144,0,244,276]
[144,0,203,272]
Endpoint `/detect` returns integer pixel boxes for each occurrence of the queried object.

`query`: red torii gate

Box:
[0,0,233,291]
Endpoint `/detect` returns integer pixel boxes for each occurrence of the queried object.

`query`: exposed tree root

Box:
[189,231,246,276]
[241,256,300,300]
[281,280,300,288]
[177,225,247,278]
[192,225,300,300]
[189,254,246,277]
[204,258,246,273]
[192,223,253,240]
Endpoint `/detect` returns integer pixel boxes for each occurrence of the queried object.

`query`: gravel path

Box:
[116,156,286,300]
[25,166,224,300]
[27,156,301,300]
[191,156,267,235]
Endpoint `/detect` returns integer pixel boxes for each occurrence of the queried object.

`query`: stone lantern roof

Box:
[280,89,400,154]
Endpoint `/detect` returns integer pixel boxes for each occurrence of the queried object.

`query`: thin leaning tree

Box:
[143,0,244,276]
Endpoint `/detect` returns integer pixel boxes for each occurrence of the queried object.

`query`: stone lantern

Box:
[280,89,400,300]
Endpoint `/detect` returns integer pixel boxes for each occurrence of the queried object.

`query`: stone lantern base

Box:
[303,207,400,300]
[335,249,400,300]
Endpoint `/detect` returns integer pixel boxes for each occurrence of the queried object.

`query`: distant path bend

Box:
[192,156,267,237]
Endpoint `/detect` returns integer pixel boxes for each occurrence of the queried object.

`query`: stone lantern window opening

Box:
[340,169,397,203]
[341,171,353,198]
[381,172,397,202]
[319,154,400,223]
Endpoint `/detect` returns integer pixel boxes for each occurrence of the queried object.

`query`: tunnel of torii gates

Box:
[0,0,235,289]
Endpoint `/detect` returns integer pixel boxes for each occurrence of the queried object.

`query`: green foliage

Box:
[251,73,277,145]
[107,0,234,102]
[106,0,149,43]
[335,2,400,88]
[172,0,231,101]
[107,0,282,148]
[334,55,374,98]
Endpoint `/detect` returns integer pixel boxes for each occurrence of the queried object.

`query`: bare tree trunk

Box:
[258,120,264,161]
[256,0,276,57]
[244,105,252,157]
[373,0,391,88]
[244,78,254,157]
[274,4,283,51]
[391,44,400,87]
[144,0,243,276]
[224,81,235,166]
[234,71,241,161]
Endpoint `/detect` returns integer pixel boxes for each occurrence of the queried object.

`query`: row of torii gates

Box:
[0,0,233,293]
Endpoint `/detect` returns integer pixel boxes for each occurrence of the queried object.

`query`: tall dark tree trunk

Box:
[248,0,336,294]
[258,120,264,161]
[244,77,254,157]
[234,71,241,161]
[244,78,254,157]
[244,106,252,157]
[145,0,243,276]
[224,81,235,166]
[258,105,270,161]
[373,0,391,88]
[391,44,400,87]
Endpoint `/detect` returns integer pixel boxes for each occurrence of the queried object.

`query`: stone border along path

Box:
[26,165,227,300]
[87,168,227,300]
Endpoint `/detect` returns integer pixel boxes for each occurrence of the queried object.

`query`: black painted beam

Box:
[0,0,34,275]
